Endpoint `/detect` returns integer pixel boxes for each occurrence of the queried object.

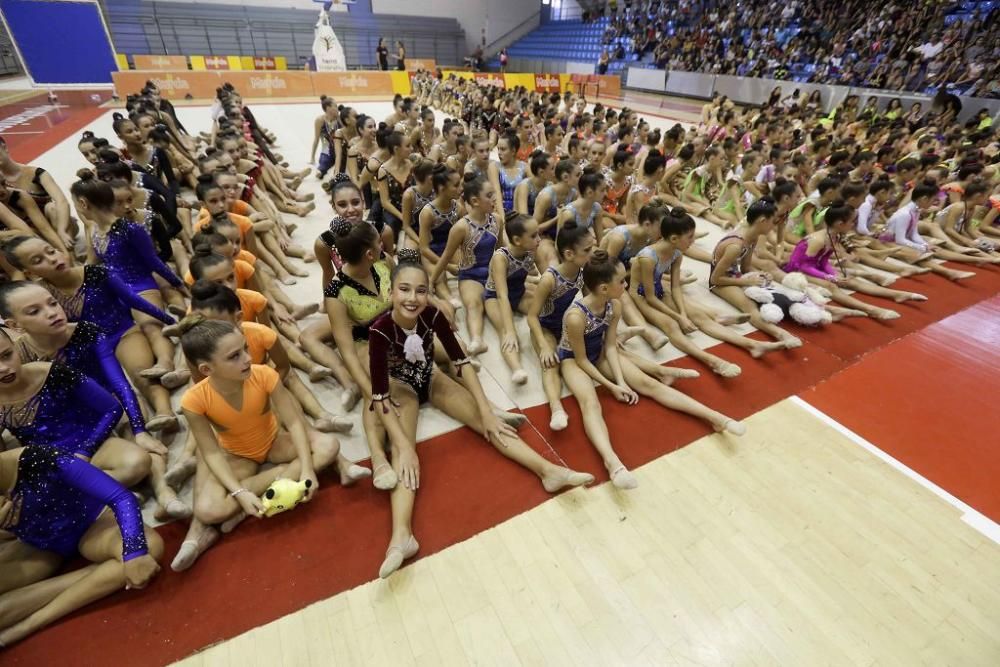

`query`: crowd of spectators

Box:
[594,0,1000,99]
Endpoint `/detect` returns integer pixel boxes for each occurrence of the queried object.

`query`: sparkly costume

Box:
[91,218,183,293]
[537,266,584,338]
[16,322,147,434]
[565,201,603,230]
[557,301,612,363]
[10,446,148,560]
[381,168,414,237]
[323,261,392,341]
[538,185,577,237]
[635,246,682,299]
[524,180,543,217]
[457,214,500,285]
[0,363,122,458]
[484,248,535,310]
[368,306,470,404]
[498,162,527,212]
[606,225,645,268]
[783,239,839,280]
[709,234,756,290]
[423,200,460,257]
[45,265,174,345]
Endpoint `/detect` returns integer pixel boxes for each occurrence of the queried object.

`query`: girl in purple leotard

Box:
[70,171,188,390]
[0,444,162,647]
[0,282,190,521]
[2,235,184,422]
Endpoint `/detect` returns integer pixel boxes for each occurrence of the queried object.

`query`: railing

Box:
[484,11,541,55]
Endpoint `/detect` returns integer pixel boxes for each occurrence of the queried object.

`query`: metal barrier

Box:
[627,67,1000,124]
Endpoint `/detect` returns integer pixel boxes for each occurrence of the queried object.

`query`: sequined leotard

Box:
[557,300,613,363]
[0,363,122,458]
[16,321,147,434]
[9,445,148,560]
[484,248,536,310]
[457,214,500,284]
[538,185,578,238]
[91,218,183,293]
[635,246,682,299]
[368,306,470,404]
[423,200,460,257]
[45,265,174,345]
[537,266,584,338]
[323,261,392,341]
[498,162,527,212]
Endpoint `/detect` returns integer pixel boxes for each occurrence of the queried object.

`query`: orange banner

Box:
[406,58,436,72]
[222,71,314,98]
[132,55,189,71]
[598,74,621,97]
[113,70,221,100]
[534,73,561,93]
[313,71,395,97]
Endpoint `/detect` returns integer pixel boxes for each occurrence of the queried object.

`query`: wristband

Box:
[228,488,250,498]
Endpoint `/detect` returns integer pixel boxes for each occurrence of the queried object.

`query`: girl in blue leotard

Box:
[430,174,501,356]
[631,208,785,378]
[557,169,609,244]
[525,222,593,431]
[483,214,541,386]
[494,133,527,213]
[418,164,463,308]
[514,150,554,221]
[2,235,183,420]
[0,444,162,647]
[531,158,580,269]
[71,171,188,389]
[559,250,745,491]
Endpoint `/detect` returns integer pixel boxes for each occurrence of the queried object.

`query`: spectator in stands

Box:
[376,38,389,71]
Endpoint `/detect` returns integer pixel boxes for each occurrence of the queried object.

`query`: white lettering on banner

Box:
[151,78,191,91]
[206,57,228,69]
[338,75,368,92]
[0,105,63,132]
[249,77,287,90]
[536,76,559,89]
[152,57,173,67]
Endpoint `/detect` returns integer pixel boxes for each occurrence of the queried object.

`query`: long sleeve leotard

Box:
[92,218,183,293]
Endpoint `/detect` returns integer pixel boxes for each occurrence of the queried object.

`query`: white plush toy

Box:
[744,272,832,326]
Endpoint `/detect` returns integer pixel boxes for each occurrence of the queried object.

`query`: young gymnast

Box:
[71,172,189,389]
[783,204,923,317]
[532,159,580,267]
[0,137,75,251]
[376,132,414,245]
[430,174,502,356]
[417,165,463,308]
[483,214,540,385]
[938,182,999,254]
[557,169,609,243]
[0,444,162,646]
[525,222,593,431]
[175,318,352,569]
[709,198,803,348]
[559,249,744,490]
[513,150,554,221]
[399,159,436,249]
[631,209,786,374]
[495,133,528,216]
[367,250,593,578]
[1,236,180,426]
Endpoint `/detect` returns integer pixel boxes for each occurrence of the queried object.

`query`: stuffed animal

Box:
[261,478,313,517]
[744,272,832,326]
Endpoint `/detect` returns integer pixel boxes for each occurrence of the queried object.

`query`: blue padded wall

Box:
[0,0,117,84]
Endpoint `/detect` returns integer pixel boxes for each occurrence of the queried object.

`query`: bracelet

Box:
[228,488,250,498]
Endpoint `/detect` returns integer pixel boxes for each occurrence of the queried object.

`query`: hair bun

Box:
[177,313,207,336]
[396,247,421,266]
[330,216,353,237]
[589,248,610,263]
[332,172,352,185]
[75,168,96,181]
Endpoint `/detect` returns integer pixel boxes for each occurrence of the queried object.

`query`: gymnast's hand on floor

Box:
[124,554,161,591]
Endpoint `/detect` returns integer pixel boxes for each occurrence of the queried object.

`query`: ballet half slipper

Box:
[379,536,420,579]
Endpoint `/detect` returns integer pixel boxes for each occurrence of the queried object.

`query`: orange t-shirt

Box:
[195,210,254,247]
[180,364,280,463]
[185,259,255,288]
[237,249,257,265]
[237,288,267,322]
[242,321,277,364]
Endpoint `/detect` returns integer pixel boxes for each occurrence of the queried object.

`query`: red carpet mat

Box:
[804,295,1000,523]
[4,269,1000,663]
[0,95,110,163]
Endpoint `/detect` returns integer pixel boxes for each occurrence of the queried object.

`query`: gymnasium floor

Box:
[2,96,999,666]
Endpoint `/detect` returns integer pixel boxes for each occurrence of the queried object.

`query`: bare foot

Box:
[749,340,786,358]
[541,467,594,493]
[290,266,310,278]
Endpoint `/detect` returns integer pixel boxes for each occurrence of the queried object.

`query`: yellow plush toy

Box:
[261,478,312,517]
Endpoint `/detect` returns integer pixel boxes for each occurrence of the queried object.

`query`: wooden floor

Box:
[175,400,1000,666]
